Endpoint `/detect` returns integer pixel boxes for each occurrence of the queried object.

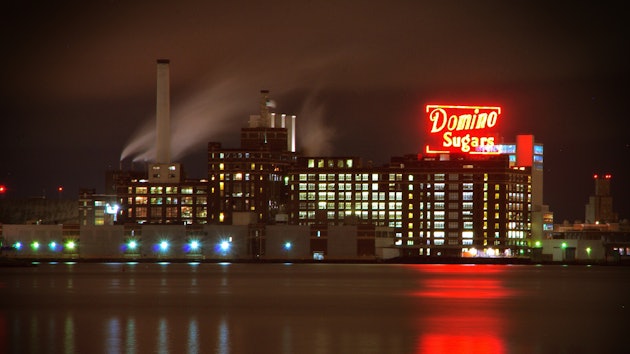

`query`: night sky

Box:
[1,1,628,223]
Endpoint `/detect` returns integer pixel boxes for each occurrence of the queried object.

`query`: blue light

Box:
[128,240,137,250]
[220,241,230,252]
[160,241,169,251]
[190,240,200,250]
[14,242,22,250]
[284,242,292,250]
[49,241,57,251]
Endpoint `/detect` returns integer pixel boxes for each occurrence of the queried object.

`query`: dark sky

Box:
[1,0,628,223]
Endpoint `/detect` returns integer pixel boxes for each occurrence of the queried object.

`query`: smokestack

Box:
[289,115,296,152]
[156,59,171,163]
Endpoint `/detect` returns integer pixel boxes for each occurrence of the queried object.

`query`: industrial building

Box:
[535,174,630,263]
[0,60,565,262]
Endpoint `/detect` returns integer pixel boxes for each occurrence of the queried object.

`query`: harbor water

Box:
[2,262,629,353]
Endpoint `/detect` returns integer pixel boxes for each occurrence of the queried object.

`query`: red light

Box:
[593,174,598,179]
[0,185,6,193]
[58,186,63,192]
[605,174,612,179]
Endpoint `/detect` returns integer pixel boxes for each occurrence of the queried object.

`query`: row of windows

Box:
[296,173,485,183]
[306,159,355,169]
[130,196,207,205]
[297,210,403,221]
[129,206,208,219]
[310,201,404,210]
[128,186,205,195]
[297,200,482,214]
[295,190,502,203]
[298,191,404,201]
[432,183,474,191]
[298,174,402,182]
[211,152,286,160]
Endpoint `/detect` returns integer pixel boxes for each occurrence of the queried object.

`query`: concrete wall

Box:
[265,224,310,260]
[1,224,380,261]
[541,239,606,262]
[328,225,357,259]
[2,224,64,257]
[80,226,125,258]
[204,225,249,259]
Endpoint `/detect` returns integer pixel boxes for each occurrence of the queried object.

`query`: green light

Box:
[561,242,567,249]
[534,241,541,247]
[128,240,137,250]
[66,241,76,250]
[586,247,592,254]
[32,241,40,250]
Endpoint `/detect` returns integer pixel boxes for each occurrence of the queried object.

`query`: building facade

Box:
[288,153,532,257]
[585,174,617,223]
[109,72,544,259]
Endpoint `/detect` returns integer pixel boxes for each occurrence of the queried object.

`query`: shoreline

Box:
[3,256,629,267]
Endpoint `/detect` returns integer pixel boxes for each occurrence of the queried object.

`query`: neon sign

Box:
[425,105,502,154]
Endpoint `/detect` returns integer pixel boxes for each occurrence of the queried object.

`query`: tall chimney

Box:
[156,59,171,163]
[289,115,296,152]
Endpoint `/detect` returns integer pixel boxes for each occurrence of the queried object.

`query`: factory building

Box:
[8,59,630,263]
[287,153,533,257]
[534,173,630,263]
[1,60,550,261]
[206,90,298,225]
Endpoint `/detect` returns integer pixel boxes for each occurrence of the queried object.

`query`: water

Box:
[1,262,629,354]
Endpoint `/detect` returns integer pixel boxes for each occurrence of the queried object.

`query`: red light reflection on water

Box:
[406,264,514,354]
[414,278,514,299]
[409,264,506,275]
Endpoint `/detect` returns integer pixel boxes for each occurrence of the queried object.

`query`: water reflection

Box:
[64,314,74,354]
[217,316,229,354]
[107,317,121,354]
[4,263,629,354]
[187,318,199,354]
[407,265,513,354]
[126,317,136,354]
[158,317,168,354]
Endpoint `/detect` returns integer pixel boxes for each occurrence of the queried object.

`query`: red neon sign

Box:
[425,105,502,154]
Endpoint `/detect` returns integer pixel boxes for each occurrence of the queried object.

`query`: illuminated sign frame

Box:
[425,105,502,154]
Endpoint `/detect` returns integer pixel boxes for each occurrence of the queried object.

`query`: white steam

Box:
[120,49,351,163]
[120,78,261,162]
[296,93,335,156]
